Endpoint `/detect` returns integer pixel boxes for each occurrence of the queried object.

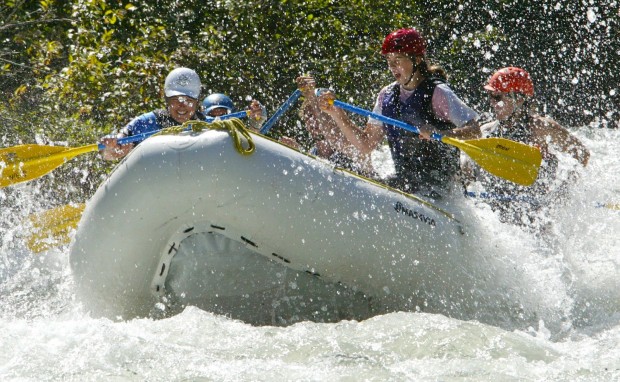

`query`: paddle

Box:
[596,202,620,211]
[26,203,86,253]
[465,190,620,210]
[327,98,542,186]
[23,90,304,251]
[260,89,302,134]
[0,111,249,188]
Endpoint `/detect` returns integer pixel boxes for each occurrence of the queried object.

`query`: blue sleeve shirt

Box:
[120,112,162,137]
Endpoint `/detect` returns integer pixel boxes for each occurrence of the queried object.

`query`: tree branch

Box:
[0,18,74,31]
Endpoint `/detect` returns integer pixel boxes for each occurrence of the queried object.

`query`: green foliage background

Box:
[1,0,618,200]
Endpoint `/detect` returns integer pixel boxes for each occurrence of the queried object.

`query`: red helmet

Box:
[484,67,534,96]
[381,28,426,56]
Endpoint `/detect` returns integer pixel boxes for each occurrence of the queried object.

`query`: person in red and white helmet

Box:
[100,67,206,160]
[481,67,588,167]
[463,66,590,229]
[316,28,480,195]
[481,66,589,168]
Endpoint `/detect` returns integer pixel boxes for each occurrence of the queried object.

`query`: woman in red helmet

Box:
[466,66,590,229]
[317,28,480,195]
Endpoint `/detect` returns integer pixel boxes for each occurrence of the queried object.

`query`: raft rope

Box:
[154,118,255,156]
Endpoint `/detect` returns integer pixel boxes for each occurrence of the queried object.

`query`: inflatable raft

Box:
[70,128,478,323]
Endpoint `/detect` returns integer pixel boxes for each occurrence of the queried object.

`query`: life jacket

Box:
[480,114,561,224]
[381,78,459,191]
[485,114,534,145]
[486,114,559,187]
[121,109,206,137]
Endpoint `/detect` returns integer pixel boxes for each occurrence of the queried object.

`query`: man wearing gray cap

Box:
[100,67,206,160]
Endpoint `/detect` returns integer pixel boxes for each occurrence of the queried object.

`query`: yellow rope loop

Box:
[154,119,255,155]
[210,118,256,156]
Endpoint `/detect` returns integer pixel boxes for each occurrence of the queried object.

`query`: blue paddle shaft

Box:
[97,110,249,150]
[332,99,444,141]
[260,89,302,134]
[464,190,530,203]
[99,87,301,151]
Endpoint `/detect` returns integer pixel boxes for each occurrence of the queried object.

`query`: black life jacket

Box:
[381,78,459,191]
[482,114,559,203]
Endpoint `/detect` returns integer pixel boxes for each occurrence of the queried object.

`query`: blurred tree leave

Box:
[0,0,617,200]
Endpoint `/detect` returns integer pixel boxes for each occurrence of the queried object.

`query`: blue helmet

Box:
[202,93,236,115]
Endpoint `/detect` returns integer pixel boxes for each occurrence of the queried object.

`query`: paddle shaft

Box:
[331,98,542,186]
[260,89,302,134]
[332,99,446,140]
[98,110,250,149]
[466,190,619,210]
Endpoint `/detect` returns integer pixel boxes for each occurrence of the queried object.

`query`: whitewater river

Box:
[0,127,618,381]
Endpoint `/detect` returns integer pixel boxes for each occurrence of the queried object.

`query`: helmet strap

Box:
[403,55,421,87]
[503,94,530,126]
[509,93,528,116]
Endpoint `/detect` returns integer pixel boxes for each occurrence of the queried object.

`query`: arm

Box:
[445,119,481,140]
[316,89,385,156]
[99,112,156,161]
[533,117,590,166]
[419,84,481,140]
[297,76,378,163]
[247,99,267,132]
[297,75,338,153]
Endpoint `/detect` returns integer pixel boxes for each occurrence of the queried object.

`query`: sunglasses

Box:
[489,93,504,102]
[167,96,198,107]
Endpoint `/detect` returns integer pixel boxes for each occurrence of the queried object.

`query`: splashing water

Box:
[0,128,619,380]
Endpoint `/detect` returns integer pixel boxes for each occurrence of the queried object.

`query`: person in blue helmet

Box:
[202,93,267,131]
[316,28,480,195]
[202,93,236,117]
[100,67,206,160]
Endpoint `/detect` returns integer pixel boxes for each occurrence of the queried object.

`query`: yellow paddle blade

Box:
[26,203,86,253]
[443,136,542,186]
[601,203,620,211]
[0,144,99,188]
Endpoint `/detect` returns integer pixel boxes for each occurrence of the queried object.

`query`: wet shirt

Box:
[120,109,206,137]
[475,118,562,227]
[370,81,478,192]
[371,82,478,128]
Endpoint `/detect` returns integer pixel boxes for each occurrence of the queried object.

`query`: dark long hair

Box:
[419,59,447,81]
[407,54,447,81]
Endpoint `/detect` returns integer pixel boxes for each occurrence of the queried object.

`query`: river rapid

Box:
[0,127,618,381]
